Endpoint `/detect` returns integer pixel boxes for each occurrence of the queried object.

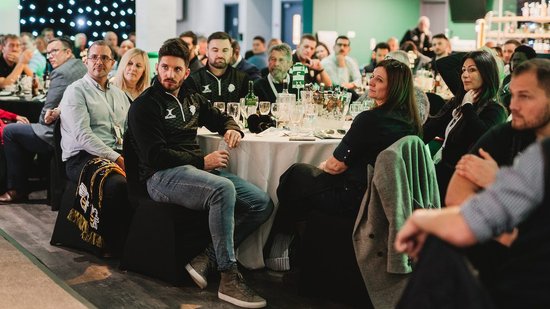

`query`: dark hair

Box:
[400,41,417,53]
[49,37,73,51]
[207,31,232,44]
[432,33,449,41]
[513,45,537,60]
[300,34,317,44]
[253,36,265,44]
[492,46,503,58]
[513,58,550,97]
[158,38,190,67]
[374,59,422,135]
[431,50,501,119]
[2,34,19,45]
[89,40,115,58]
[504,39,521,47]
[231,39,240,54]
[374,42,390,52]
[179,31,198,46]
[335,35,350,45]
[315,42,330,56]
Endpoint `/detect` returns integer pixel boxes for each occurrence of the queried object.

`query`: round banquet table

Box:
[197,128,340,269]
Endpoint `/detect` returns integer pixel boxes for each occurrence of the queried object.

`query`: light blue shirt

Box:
[461,141,544,242]
[59,74,130,162]
[321,54,362,88]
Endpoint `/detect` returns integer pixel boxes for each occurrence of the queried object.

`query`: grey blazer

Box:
[352,135,440,309]
[31,58,87,146]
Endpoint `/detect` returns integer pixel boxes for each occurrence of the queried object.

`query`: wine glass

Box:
[349,102,363,119]
[213,101,226,112]
[289,104,304,131]
[271,102,289,128]
[227,102,242,127]
[214,101,226,112]
[259,101,271,115]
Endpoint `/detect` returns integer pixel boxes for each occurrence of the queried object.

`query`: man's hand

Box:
[305,58,323,72]
[395,212,429,260]
[19,50,33,64]
[224,129,241,148]
[44,108,61,125]
[455,148,498,188]
[115,155,125,171]
[204,150,229,171]
[5,52,20,63]
[319,156,348,175]
[15,115,29,124]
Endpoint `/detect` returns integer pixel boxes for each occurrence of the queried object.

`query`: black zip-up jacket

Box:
[183,65,249,103]
[128,79,242,182]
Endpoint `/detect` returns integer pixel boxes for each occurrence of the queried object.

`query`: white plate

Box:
[0,91,12,96]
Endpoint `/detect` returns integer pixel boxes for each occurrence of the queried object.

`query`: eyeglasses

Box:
[87,54,114,63]
[46,48,67,57]
[336,43,350,47]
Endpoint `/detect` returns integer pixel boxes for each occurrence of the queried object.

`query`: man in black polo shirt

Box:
[0,34,33,89]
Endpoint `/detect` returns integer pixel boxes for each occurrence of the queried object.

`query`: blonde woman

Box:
[111,48,150,101]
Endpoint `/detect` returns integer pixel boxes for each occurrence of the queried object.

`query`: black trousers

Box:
[274,163,364,234]
[274,163,372,307]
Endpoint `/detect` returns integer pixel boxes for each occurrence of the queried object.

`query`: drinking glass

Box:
[227,102,242,127]
[289,104,305,131]
[259,101,271,115]
[349,102,364,119]
[303,104,317,129]
[271,102,290,128]
[213,101,226,112]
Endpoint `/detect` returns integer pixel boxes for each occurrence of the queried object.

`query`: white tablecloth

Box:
[197,128,339,269]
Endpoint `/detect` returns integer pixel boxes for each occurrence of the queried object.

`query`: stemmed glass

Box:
[227,102,242,128]
[259,101,271,116]
[349,102,363,119]
[213,101,226,112]
[289,104,304,131]
[271,102,289,129]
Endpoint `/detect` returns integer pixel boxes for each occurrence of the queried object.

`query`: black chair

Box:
[49,120,65,210]
[50,121,132,257]
[426,92,446,117]
[119,133,210,285]
[50,120,103,256]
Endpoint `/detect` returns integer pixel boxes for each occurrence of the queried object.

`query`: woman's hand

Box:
[16,115,29,124]
[461,89,480,106]
[320,156,348,175]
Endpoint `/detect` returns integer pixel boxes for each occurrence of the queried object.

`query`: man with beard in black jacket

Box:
[128,38,273,308]
[184,31,249,103]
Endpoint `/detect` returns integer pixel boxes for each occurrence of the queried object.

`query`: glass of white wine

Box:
[213,101,226,112]
[259,101,271,115]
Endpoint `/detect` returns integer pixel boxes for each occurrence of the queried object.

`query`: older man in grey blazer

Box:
[0,38,86,202]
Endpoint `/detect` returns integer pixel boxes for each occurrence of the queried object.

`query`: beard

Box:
[159,76,183,92]
[210,58,228,69]
[271,68,287,82]
[512,104,550,131]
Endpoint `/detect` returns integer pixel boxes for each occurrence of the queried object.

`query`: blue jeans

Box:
[146,166,273,271]
[3,123,53,192]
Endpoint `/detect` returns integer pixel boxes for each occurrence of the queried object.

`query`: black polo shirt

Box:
[0,54,15,78]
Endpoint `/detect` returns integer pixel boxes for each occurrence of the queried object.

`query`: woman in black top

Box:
[423,50,507,200]
[275,59,422,224]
